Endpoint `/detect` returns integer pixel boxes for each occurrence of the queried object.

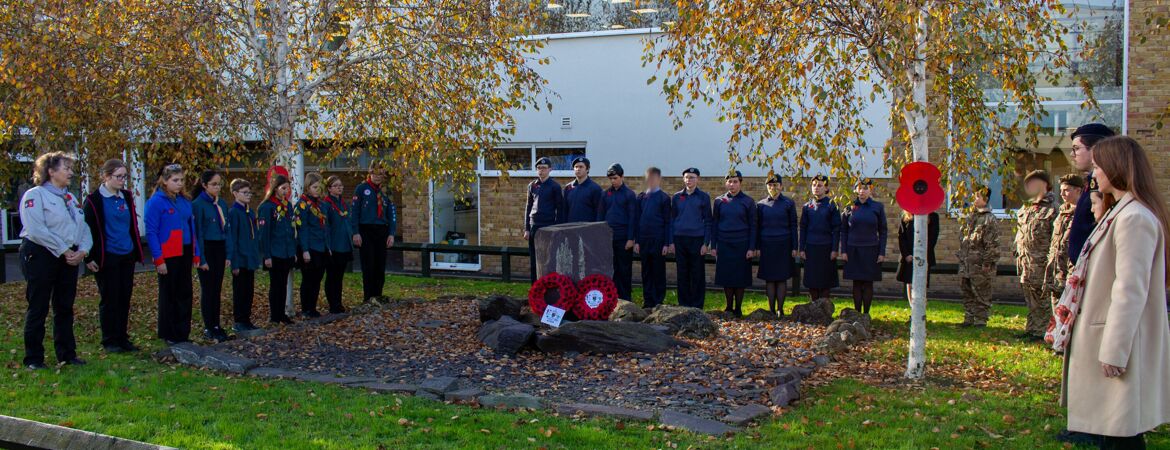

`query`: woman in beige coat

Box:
[1063,136,1170,449]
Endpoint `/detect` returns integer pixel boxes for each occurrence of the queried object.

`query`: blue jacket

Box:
[227,202,261,270]
[1068,173,1095,264]
[758,194,798,249]
[712,191,757,250]
[192,192,233,260]
[144,189,201,266]
[841,198,888,254]
[352,180,397,234]
[635,189,673,245]
[258,198,297,260]
[295,195,331,253]
[525,177,563,231]
[562,177,603,223]
[600,184,637,241]
[671,188,712,243]
[323,195,353,254]
[800,196,841,251]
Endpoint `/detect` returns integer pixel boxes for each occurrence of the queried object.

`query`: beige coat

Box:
[1062,193,1170,437]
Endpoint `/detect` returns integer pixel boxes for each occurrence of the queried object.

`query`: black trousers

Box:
[325,252,351,313]
[1101,433,1145,450]
[358,224,389,300]
[157,246,194,343]
[95,251,136,347]
[20,240,79,365]
[300,250,328,314]
[612,240,633,300]
[674,235,707,309]
[639,238,667,308]
[198,240,226,330]
[231,268,255,325]
[267,257,293,321]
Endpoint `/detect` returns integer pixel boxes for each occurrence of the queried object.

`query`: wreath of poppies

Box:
[572,274,619,321]
[528,272,580,317]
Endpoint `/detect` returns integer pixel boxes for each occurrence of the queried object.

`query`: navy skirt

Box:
[843,245,883,281]
[715,239,754,288]
[802,244,839,289]
[757,238,794,281]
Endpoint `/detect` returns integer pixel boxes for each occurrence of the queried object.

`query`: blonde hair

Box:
[304,172,324,191]
[33,152,75,185]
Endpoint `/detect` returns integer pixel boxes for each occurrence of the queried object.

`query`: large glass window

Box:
[480,144,586,176]
[533,0,678,34]
[431,177,480,270]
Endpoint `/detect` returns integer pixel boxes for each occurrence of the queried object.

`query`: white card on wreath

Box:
[541,305,566,328]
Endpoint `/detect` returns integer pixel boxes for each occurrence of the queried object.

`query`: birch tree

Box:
[648,0,1096,379]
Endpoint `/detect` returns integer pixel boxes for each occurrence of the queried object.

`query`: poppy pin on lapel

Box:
[896,162,944,215]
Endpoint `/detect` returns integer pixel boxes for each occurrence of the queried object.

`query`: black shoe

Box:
[329,307,346,315]
[271,316,294,325]
[300,311,322,319]
[204,327,230,343]
[734,309,743,318]
[26,362,47,370]
[104,344,130,354]
[62,357,87,366]
[233,322,259,332]
[1055,429,1103,446]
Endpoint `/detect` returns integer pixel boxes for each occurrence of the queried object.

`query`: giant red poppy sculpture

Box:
[895,162,945,215]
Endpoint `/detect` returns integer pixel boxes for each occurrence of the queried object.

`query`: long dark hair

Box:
[190,169,221,199]
[265,174,290,202]
[1093,136,1170,283]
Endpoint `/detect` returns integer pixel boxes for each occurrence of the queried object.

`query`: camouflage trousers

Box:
[1023,283,1051,336]
[961,276,994,325]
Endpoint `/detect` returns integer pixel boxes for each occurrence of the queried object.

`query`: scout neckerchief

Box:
[268,196,289,221]
[199,191,226,232]
[323,194,348,218]
[364,177,385,219]
[299,194,326,227]
[234,202,255,239]
[1045,196,1136,352]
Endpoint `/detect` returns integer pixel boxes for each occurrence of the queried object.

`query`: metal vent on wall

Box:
[560,116,572,129]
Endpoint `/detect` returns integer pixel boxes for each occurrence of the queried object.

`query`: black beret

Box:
[534,157,552,168]
[974,185,992,198]
[682,167,700,176]
[1071,123,1116,140]
[812,174,829,183]
[766,174,783,184]
[856,178,874,187]
[725,170,743,180]
[1059,174,1085,189]
[571,157,590,169]
[606,163,624,177]
[1024,169,1052,189]
[1088,177,1099,192]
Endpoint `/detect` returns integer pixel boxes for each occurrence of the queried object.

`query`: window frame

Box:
[477,142,587,178]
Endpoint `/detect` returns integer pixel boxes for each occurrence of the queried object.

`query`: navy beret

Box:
[856,178,874,187]
[606,163,624,177]
[812,174,829,183]
[534,157,552,168]
[571,157,590,169]
[682,167,700,176]
[725,170,743,180]
[1071,123,1116,140]
[767,174,783,184]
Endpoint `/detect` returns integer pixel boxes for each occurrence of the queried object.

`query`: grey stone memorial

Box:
[534,222,613,281]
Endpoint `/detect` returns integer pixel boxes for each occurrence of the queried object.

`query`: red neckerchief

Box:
[323,194,348,218]
[268,196,289,220]
[299,194,326,226]
[365,177,384,219]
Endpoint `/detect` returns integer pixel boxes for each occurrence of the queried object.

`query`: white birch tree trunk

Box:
[904,2,932,380]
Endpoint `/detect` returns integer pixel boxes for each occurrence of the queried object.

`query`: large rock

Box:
[479,393,544,410]
[723,403,772,426]
[555,403,655,421]
[535,321,687,354]
[659,410,736,436]
[478,295,525,323]
[609,299,649,322]
[838,308,872,331]
[790,298,835,326]
[746,308,780,321]
[534,222,613,281]
[477,316,535,355]
[643,305,719,339]
[170,342,257,374]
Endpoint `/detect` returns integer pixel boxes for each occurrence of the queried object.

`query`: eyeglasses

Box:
[237,190,252,196]
[112,174,128,180]
[1070,145,1088,156]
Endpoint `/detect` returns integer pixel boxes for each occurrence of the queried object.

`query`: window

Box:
[479,143,586,176]
[430,177,481,270]
[533,0,679,34]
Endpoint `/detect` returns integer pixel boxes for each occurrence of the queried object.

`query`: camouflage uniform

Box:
[1045,201,1077,309]
[957,207,1000,326]
[1015,191,1058,336]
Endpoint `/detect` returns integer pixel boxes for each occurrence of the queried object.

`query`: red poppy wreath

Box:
[572,274,619,321]
[528,272,580,317]
[895,161,945,215]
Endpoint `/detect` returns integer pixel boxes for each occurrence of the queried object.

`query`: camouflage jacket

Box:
[1045,201,1077,291]
[1015,191,1058,285]
[957,207,1000,278]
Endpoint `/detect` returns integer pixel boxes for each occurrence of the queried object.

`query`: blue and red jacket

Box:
[144,189,201,266]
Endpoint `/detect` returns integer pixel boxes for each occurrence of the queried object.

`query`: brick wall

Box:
[1129,0,1170,200]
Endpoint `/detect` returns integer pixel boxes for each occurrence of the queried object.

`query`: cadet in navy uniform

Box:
[562,156,603,223]
[191,169,233,343]
[840,178,888,315]
[351,164,397,302]
[523,157,564,281]
[1067,122,1115,265]
[600,163,637,299]
[672,167,713,308]
[711,170,756,317]
[295,172,331,318]
[799,175,841,300]
[635,167,672,308]
[756,174,798,317]
[258,174,297,325]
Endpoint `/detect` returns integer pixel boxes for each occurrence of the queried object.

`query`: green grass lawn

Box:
[1,273,1166,449]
